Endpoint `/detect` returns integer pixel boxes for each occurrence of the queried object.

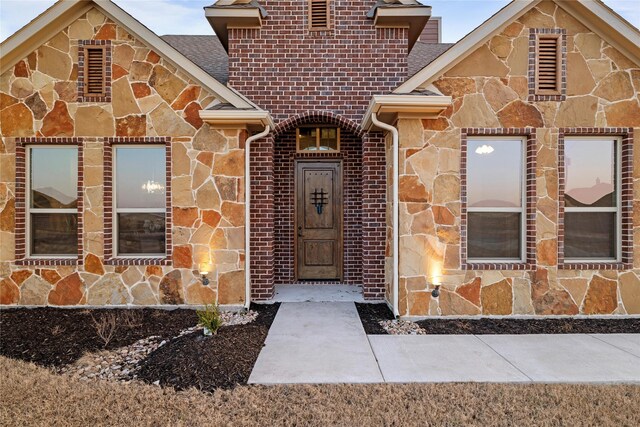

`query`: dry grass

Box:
[1,356,639,427]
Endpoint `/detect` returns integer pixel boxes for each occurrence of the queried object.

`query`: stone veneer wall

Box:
[397,1,640,316]
[0,8,248,307]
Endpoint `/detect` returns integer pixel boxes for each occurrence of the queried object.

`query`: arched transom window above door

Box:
[296,127,340,152]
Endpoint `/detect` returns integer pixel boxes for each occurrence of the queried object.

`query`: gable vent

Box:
[85,47,106,96]
[309,0,330,30]
[536,36,561,93]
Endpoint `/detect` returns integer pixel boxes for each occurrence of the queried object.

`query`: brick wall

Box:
[229,1,404,299]
[273,129,363,285]
[362,132,387,299]
[227,0,408,122]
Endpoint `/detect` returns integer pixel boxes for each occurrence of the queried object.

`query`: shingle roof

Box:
[161,35,453,84]
[408,41,454,77]
[161,35,229,84]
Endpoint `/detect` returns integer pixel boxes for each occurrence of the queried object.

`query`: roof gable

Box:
[0,0,255,109]
[396,0,640,93]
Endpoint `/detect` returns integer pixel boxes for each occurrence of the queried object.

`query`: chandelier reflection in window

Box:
[141,180,165,194]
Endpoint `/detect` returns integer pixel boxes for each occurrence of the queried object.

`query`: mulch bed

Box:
[133,303,279,391]
[356,303,394,334]
[415,317,640,334]
[356,303,640,334]
[0,307,198,367]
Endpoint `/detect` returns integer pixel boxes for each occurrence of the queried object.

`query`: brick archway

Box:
[250,112,386,301]
[273,111,366,138]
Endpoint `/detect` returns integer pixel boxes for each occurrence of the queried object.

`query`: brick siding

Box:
[273,128,363,286]
[227,0,408,122]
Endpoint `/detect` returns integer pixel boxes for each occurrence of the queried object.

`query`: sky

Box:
[1,0,639,43]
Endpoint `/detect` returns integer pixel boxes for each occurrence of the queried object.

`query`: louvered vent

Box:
[536,36,560,93]
[309,0,329,30]
[85,47,105,96]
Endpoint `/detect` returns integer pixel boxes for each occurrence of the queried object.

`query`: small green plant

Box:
[196,303,223,336]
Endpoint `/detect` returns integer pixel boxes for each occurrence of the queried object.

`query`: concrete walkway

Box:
[249,302,383,383]
[249,302,640,384]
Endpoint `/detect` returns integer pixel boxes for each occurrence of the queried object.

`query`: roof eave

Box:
[204,6,263,51]
[395,0,640,94]
[362,94,452,131]
[373,6,432,51]
[394,0,540,93]
[199,109,275,130]
[0,0,254,109]
[560,0,640,66]
[0,1,92,75]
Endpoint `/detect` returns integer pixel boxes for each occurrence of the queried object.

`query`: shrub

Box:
[90,313,118,347]
[196,303,223,335]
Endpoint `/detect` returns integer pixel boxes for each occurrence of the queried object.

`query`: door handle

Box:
[298,226,302,237]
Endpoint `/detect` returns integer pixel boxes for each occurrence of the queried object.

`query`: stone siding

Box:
[0,8,247,307]
[397,1,640,316]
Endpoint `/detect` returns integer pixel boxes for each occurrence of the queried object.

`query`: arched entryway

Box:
[273,114,364,286]
[249,111,387,301]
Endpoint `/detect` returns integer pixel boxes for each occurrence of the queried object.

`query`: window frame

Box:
[296,126,340,153]
[25,145,80,259]
[104,137,172,266]
[112,144,168,258]
[561,136,622,263]
[465,136,527,264]
[14,138,84,266]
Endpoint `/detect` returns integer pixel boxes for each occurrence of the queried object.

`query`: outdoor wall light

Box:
[199,263,211,286]
[430,274,442,298]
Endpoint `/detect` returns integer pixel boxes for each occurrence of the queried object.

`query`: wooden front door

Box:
[295,160,343,280]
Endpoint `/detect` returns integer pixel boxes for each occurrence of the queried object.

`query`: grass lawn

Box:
[2,356,639,426]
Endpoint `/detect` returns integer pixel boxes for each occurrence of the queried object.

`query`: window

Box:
[563,138,620,261]
[27,146,78,257]
[466,138,525,262]
[114,146,167,256]
[309,0,330,31]
[296,127,340,152]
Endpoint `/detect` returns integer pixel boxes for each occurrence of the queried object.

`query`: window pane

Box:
[117,213,165,255]
[467,139,522,208]
[115,147,166,209]
[319,127,338,151]
[468,212,521,259]
[31,213,77,255]
[565,212,616,259]
[298,128,317,151]
[30,147,77,209]
[565,139,616,208]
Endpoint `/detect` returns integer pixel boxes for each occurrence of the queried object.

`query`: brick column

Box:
[361,132,387,300]
[250,134,275,300]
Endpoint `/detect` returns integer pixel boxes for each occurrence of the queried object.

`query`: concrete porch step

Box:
[271,284,365,302]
